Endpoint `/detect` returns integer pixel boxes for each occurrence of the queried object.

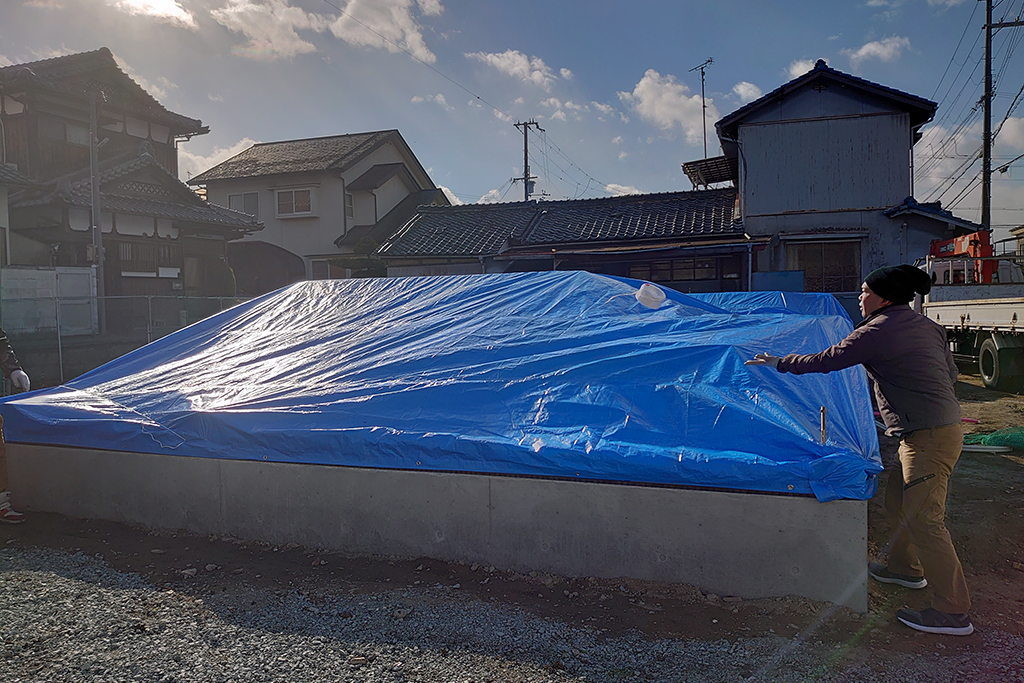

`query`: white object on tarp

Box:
[635,283,666,309]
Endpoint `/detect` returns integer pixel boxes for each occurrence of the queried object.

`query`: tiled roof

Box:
[335,188,448,248]
[188,131,399,183]
[883,196,981,231]
[11,144,260,233]
[379,201,539,257]
[0,164,33,187]
[378,188,740,258]
[0,48,206,135]
[717,59,937,141]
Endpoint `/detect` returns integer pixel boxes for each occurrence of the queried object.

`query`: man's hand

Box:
[10,370,30,392]
[744,352,781,369]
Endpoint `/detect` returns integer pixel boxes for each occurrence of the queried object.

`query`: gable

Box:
[0,47,206,136]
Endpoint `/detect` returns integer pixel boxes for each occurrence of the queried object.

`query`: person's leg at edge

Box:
[897,424,971,615]
[0,414,24,524]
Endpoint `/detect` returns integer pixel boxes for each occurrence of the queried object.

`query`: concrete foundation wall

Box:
[8,444,868,611]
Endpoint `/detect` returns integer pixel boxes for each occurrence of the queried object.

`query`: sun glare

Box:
[113,0,197,27]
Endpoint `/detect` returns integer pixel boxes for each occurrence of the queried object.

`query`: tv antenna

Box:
[689,58,713,158]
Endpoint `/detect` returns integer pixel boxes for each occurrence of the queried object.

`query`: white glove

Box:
[10,370,30,392]
[744,352,781,369]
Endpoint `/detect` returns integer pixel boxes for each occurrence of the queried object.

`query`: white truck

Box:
[919,231,1024,392]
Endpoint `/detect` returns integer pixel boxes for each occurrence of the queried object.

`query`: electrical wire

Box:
[316,0,613,204]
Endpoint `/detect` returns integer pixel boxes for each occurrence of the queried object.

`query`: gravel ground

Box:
[2,545,1023,683]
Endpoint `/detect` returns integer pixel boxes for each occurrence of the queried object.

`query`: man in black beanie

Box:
[746,265,972,636]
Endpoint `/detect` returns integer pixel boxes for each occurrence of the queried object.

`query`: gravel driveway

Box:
[3,542,1023,683]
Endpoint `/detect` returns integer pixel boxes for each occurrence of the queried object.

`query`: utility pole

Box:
[689,58,713,159]
[89,90,106,334]
[514,120,542,201]
[982,0,1024,231]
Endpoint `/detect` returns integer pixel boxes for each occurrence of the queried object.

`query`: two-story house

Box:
[0,48,261,307]
[188,131,449,295]
[684,59,978,308]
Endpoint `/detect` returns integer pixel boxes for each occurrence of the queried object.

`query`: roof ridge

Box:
[250,130,397,148]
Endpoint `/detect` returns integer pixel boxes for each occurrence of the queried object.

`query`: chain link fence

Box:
[1,294,249,391]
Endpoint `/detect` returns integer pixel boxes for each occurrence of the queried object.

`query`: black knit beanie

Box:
[864,264,931,304]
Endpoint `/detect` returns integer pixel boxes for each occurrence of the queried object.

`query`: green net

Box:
[963,427,1024,448]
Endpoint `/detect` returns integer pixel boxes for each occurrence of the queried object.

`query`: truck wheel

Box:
[979,338,1011,391]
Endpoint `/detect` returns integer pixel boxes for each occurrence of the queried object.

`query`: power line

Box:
[317,0,515,123]
[316,0,613,203]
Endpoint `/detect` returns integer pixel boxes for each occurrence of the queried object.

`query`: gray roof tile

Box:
[189,131,399,183]
[378,188,739,258]
[0,48,206,134]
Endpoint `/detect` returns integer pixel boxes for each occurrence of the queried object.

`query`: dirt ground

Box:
[2,371,1023,664]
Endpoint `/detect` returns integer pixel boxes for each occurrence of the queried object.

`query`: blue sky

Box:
[2,0,1022,238]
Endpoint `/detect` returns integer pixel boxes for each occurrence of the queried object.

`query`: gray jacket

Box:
[777,304,959,436]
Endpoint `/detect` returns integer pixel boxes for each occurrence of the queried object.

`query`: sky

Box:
[1,0,1023,242]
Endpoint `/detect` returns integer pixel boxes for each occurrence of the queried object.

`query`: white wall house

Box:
[189,130,449,295]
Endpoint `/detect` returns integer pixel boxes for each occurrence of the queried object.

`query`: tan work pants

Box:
[884,422,971,614]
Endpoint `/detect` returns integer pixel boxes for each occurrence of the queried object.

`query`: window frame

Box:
[785,240,862,293]
[276,188,314,218]
[228,191,260,219]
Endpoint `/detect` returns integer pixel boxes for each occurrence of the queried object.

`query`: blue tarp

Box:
[0,272,882,501]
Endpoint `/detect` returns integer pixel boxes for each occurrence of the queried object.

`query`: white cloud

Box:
[416,0,444,16]
[843,36,911,68]
[540,97,562,109]
[329,0,440,64]
[787,59,817,79]
[178,137,259,182]
[108,0,196,28]
[560,67,573,80]
[617,151,628,161]
[732,81,762,103]
[412,93,454,111]
[928,0,968,6]
[996,117,1024,153]
[211,0,329,60]
[493,109,513,122]
[592,101,615,115]
[478,188,503,203]
[611,136,623,145]
[550,110,567,122]
[0,55,12,67]
[439,185,463,205]
[617,69,718,145]
[465,49,557,90]
[564,100,584,111]
[513,97,524,105]
[606,183,641,196]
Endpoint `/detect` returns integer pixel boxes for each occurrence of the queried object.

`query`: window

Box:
[118,241,182,274]
[277,189,312,217]
[345,192,355,219]
[37,116,90,147]
[229,192,260,218]
[786,241,861,293]
[629,258,718,282]
[311,260,330,279]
